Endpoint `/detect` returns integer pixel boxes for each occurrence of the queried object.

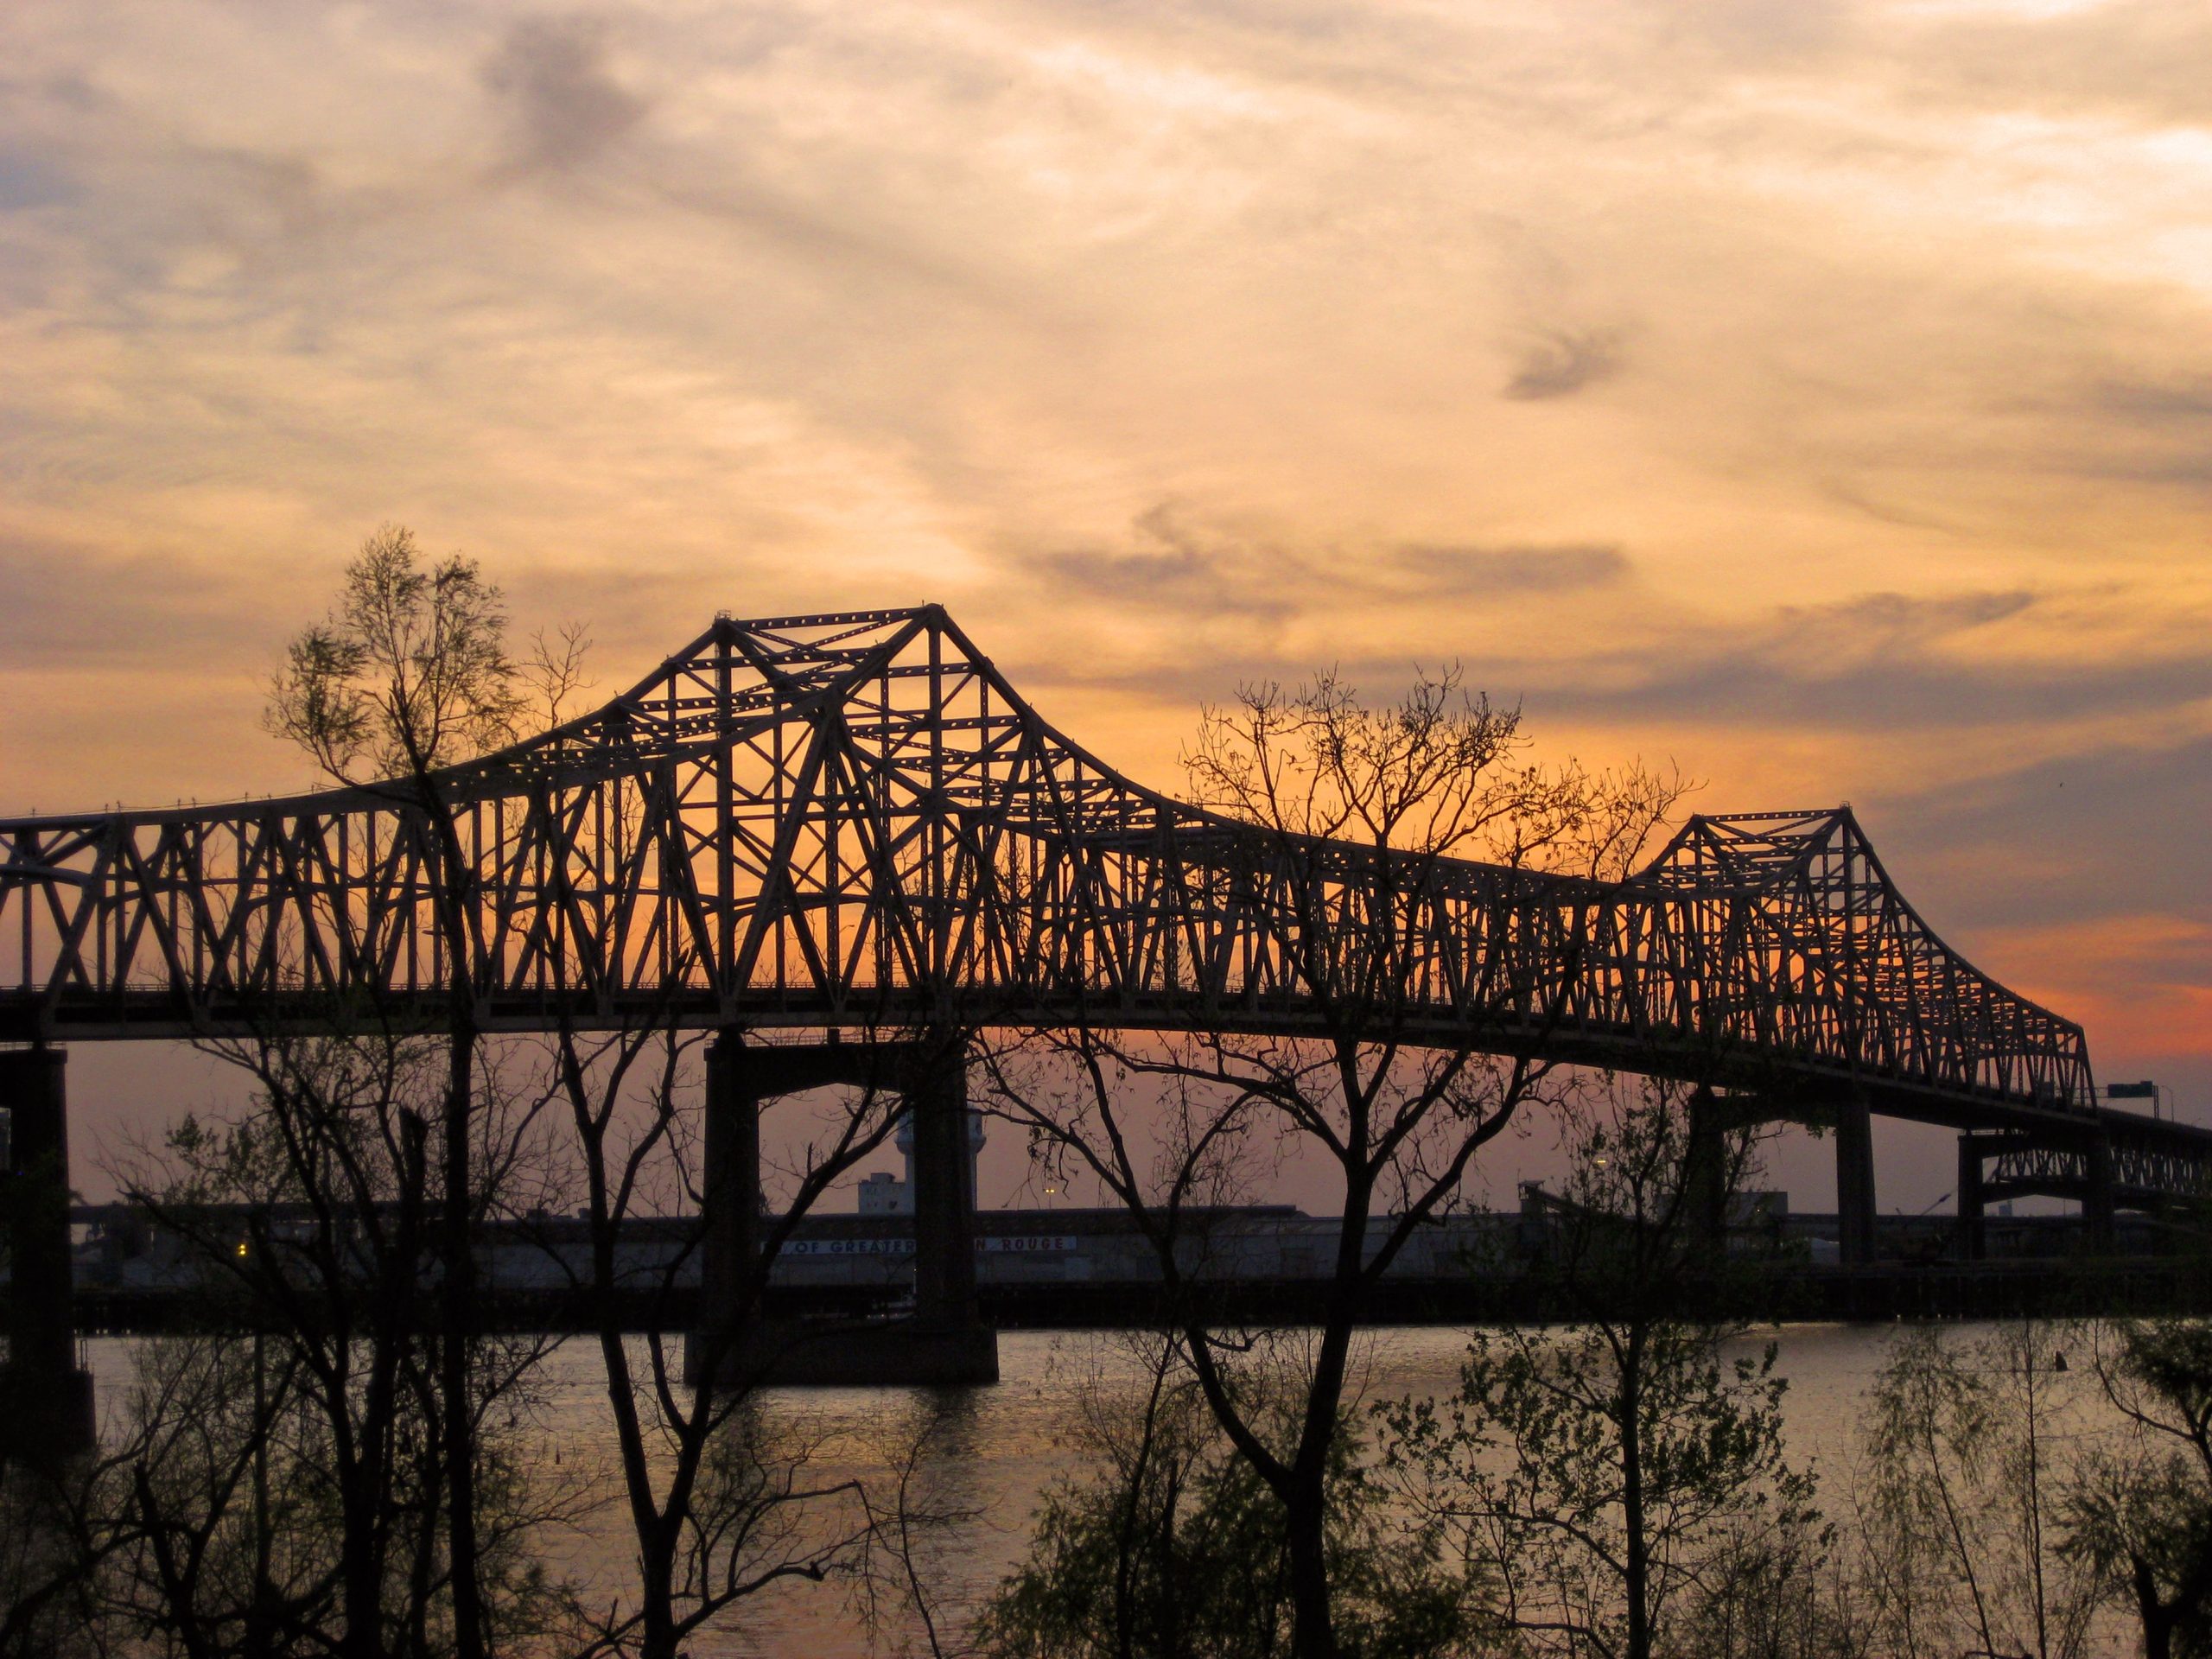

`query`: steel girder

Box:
[1985,1120,2212,1211]
[0,607,2101,1128]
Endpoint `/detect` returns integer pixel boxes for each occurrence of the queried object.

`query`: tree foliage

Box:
[2061,1320,2212,1659]
[266,524,523,789]
[1376,1090,1815,1659]
[1848,1322,2101,1659]
[976,1338,1472,1659]
[986,669,1688,1659]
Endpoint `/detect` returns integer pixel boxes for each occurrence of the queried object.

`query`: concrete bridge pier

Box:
[1681,1088,1732,1252]
[2084,1131,2117,1255]
[1834,1088,1878,1267]
[0,1046,96,1465]
[1956,1134,1989,1262]
[688,1034,998,1389]
[904,1044,996,1377]
[693,1032,762,1383]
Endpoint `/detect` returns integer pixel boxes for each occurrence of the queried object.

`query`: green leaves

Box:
[976,1353,1473,1659]
[1371,1085,1813,1659]
[267,524,524,791]
[1376,1319,1814,1658]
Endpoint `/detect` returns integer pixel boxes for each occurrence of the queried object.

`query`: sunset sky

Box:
[5,0,2209,1211]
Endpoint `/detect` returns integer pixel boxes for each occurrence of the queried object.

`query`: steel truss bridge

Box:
[3,605,2209,1242]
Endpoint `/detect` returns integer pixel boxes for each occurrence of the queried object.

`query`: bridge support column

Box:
[1955,1135,1986,1262]
[689,1036,997,1389]
[2084,1131,2116,1255]
[1,1046,95,1464]
[1683,1089,1731,1254]
[1835,1090,1877,1268]
[693,1032,761,1382]
[908,1046,977,1326]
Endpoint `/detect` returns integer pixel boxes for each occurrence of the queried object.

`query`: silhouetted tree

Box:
[109,1030,585,1658]
[537,1012,933,1659]
[267,525,580,1659]
[2062,1319,2212,1659]
[1377,1085,1818,1659]
[984,668,1685,1659]
[1847,1321,2100,1659]
[974,1332,1471,1659]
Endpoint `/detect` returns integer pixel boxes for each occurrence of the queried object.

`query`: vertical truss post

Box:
[1955,1134,1986,1262]
[1835,1087,1878,1268]
[0,1046,95,1462]
[715,630,735,995]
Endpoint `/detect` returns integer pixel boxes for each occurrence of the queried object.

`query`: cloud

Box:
[1899,0,2212,130]
[2095,377,2212,425]
[1516,586,2212,733]
[0,536,276,670]
[1027,512,1628,645]
[1774,588,2035,645]
[1863,728,2212,1006]
[1393,543,1626,594]
[0,152,73,213]
[1034,505,1298,620]
[480,15,650,175]
[1502,327,1624,401]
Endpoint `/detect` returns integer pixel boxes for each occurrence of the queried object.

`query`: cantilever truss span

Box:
[0,607,2113,1130]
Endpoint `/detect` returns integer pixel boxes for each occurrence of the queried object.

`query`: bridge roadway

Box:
[4,609,2209,1418]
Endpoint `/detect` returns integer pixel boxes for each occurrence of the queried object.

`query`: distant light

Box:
[235,1241,249,1258]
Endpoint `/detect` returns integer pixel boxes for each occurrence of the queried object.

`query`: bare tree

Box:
[266,524,537,1659]
[106,1027,586,1658]
[536,1009,966,1659]
[982,668,1686,1659]
[0,1430,126,1658]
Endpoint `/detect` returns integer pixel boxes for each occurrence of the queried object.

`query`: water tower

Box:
[857,1107,985,1215]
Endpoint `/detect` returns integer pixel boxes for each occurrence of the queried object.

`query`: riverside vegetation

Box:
[976,1314,2212,1659]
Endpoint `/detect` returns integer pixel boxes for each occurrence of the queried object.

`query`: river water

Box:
[79,1322,2108,1656]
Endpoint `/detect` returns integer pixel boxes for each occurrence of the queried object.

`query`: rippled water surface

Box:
[82,1322,2101,1656]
